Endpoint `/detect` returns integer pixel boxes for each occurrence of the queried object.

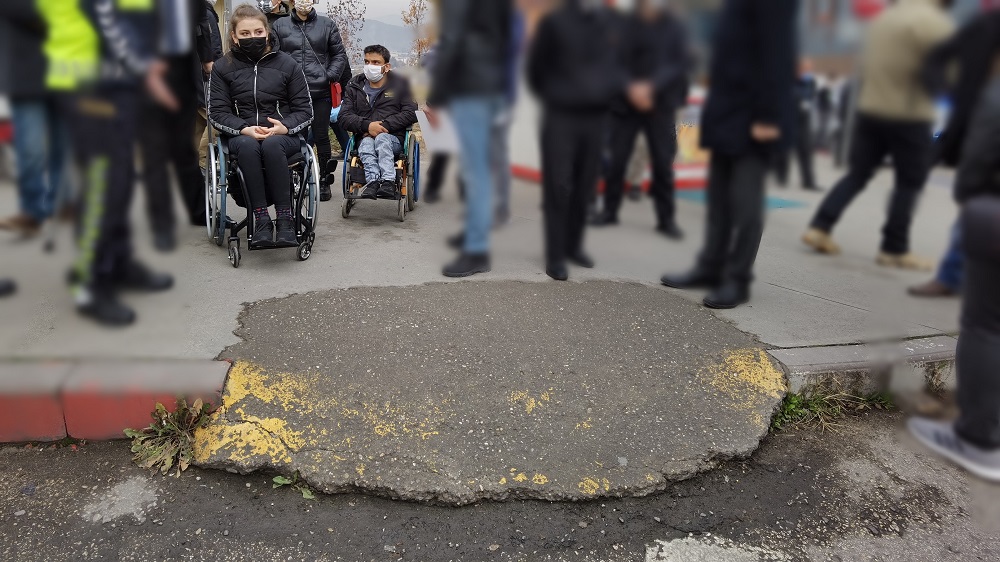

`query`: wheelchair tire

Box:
[297,241,312,261]
[342,198,354,218]
[228,240,241,269]
[205,145,218,242]
[397,195,406,222]
[406,137,418,212]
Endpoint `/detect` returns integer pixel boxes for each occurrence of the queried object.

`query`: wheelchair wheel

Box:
[205,144,222,245]
[228,239,241,269]
[406,137,419,212]
[342,198,354,218]
[397,195,406,222]
[297,240,312,261]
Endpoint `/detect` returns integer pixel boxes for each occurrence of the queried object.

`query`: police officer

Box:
[591,0,690,239]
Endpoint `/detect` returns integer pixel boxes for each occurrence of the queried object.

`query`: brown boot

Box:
[0,214,41,237]
[802,228,841,255]
[877,252,933,271]
[908,279,957,298]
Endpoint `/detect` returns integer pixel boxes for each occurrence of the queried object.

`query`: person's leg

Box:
[8,99,48,225]
[881,121,933,256]
[137,101,176,239]
[164,67,205,227]
[810,115,888,233]
[197,108,211,170]
[331,120,349,155]
[566,114,604,260]
[45,98,73,217]
[722,152,769,286]
[260,135,300,209]
[541,110,575,275]
[694,154,734,277]
[643,110,678,230]
[936,219,964,291]
[954,197,1000,449]
[311,96,333,197]
[374,133,401,182]
[491,108,513,226]
[772,148,790,187]
[424,152,449,202]
[449,96,499,256]
[357,136,381,184]
[796,110,817,188]
[228,136,268,209]
[599,113,639,223]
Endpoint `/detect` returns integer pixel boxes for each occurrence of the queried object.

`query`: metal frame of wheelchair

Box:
[340,129,420,222]
[204,127,320,268]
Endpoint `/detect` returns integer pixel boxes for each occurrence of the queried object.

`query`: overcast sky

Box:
[318,0,412,26]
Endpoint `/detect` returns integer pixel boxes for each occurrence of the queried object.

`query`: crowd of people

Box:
[1,0,1000,480]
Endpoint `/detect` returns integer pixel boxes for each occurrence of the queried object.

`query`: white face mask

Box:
[294,0,313,12]
[364,64,385,83]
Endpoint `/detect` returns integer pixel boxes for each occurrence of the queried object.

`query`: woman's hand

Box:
[241,126,272,140]
[266,117,289,136]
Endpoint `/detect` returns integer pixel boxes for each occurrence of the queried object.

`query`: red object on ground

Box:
[853,0,885,19]
[0,364,72,443]
[511,163,707,191]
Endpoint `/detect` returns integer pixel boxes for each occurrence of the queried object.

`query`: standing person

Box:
[0,1,70,239]
[0,278,13,297]
[426,0,511,278]
[908,72,1000,482]
[43,0,184,326]
[660,0,798,309]
[195,0,224,172]
[908,7,1000,298]
[802,0,955,270]
[590,0,690,240]
[258,0,290,27]
[138,0,220,251]
[273,0,348,202]
[528,0,623,281]
[774,58,821,191]
[815,72,835,150]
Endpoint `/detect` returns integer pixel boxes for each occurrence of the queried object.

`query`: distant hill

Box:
[358,19,415,60]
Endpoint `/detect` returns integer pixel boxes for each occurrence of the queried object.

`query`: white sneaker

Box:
[908,417,1000,483]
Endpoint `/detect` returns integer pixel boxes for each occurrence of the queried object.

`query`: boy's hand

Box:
[368,121,389,137]
[146,60,180,112]
[266,117,289,136]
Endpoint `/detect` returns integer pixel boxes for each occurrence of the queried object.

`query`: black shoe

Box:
[0,279,15,298]
[590,212,619,227]
[546,262,569,281]
[660,269,720,290]
[319,183,333,202]
[275,218,297,246]
[153,230,176,253]
[360,182,379,200]
[655,222,685,240]
[376,180,398,199]
[447,231,465,250]
[443,253,491,278]
[118,260,174,292]
[424,191,441,204]
[567,251,594,269]
[251,216,274,247]
[77,290,136,327]
[703,281,750,309]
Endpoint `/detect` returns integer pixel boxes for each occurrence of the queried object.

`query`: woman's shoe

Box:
[251,217,274,247]
[275,218,297,246]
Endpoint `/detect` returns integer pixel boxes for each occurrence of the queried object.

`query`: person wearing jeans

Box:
[909,219,963,297]
[357,133,401,188]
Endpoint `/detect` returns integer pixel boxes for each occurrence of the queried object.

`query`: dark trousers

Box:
[541,109,605,266]
[61,88,139,291]
[955,196,1000,450]
[696,151,768,285]
[774,109,816,188]
[310,95,333,186]
[604,108,678,226]
[228,135,300,210]
[811,114,932,254]
[138,57,203,234]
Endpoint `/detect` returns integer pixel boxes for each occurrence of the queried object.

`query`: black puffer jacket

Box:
[337,73,418,143]
[955,76,1000,204]
[208,36,313,138]
[272,8,347,97]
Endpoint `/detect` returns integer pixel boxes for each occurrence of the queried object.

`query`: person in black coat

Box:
[337,45,418,199]
[773,59,821,191]
[661,0,798,309]
[528,0,626,281]
[196,0,224,170]
[273,0,348,201]
[591,0,691,239]
[209,5,314,249]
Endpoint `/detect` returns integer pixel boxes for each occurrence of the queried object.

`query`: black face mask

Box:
[238,37,268,60]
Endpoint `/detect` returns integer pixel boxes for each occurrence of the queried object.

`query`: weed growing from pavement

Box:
[124,398,214,477]
[771,391,894,432]
[272,472,316,500]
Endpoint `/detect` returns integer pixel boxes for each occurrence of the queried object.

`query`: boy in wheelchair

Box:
[337,45,418,200]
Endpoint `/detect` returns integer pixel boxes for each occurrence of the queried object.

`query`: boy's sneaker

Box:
[908,417,1000,482]
[275,218,297,246]
[360,182,379,200]
[251,217,274,247]
[377,180,398,199]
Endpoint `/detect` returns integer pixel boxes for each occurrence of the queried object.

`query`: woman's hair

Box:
[227,3,271,55]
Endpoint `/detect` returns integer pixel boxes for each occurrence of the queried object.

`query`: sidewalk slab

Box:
[0,362,73,442]
[61,360,230,441]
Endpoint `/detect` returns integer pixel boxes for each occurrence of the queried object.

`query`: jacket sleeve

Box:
[427,0,471,106]
[283,63,315,135]
[526,15,555,99]
[749,0,797,126]
[382,80,419,134]
[208,64,250,136]
[651,20,690,103]
[337,86,370,135]
[195,2,214,64]
[326,20,348,84]
[954,80,1000,203]
[88,0,155,77]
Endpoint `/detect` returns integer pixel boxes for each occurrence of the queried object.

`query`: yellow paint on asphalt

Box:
[532,473,549,485]
[509,388,554,414]
[702,348,787,428]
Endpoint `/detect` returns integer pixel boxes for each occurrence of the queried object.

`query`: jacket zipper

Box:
[253,51,277,127]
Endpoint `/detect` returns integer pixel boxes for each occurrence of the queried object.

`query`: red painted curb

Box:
[0,363,72,443]
[511,164,707,191]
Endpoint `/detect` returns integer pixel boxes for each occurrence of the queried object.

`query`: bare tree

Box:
[401,0,432,64]
[327,0,367,67]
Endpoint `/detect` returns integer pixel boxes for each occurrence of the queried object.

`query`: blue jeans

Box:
[936,219,963,291]
[449,95,506,254]
[11,99,70,222]
[358,133,401,184]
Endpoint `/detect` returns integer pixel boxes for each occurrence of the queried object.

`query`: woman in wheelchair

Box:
[208,4,314,247]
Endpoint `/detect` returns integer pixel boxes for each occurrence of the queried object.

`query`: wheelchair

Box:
[204,126,320,268]
[340,129,420,222]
